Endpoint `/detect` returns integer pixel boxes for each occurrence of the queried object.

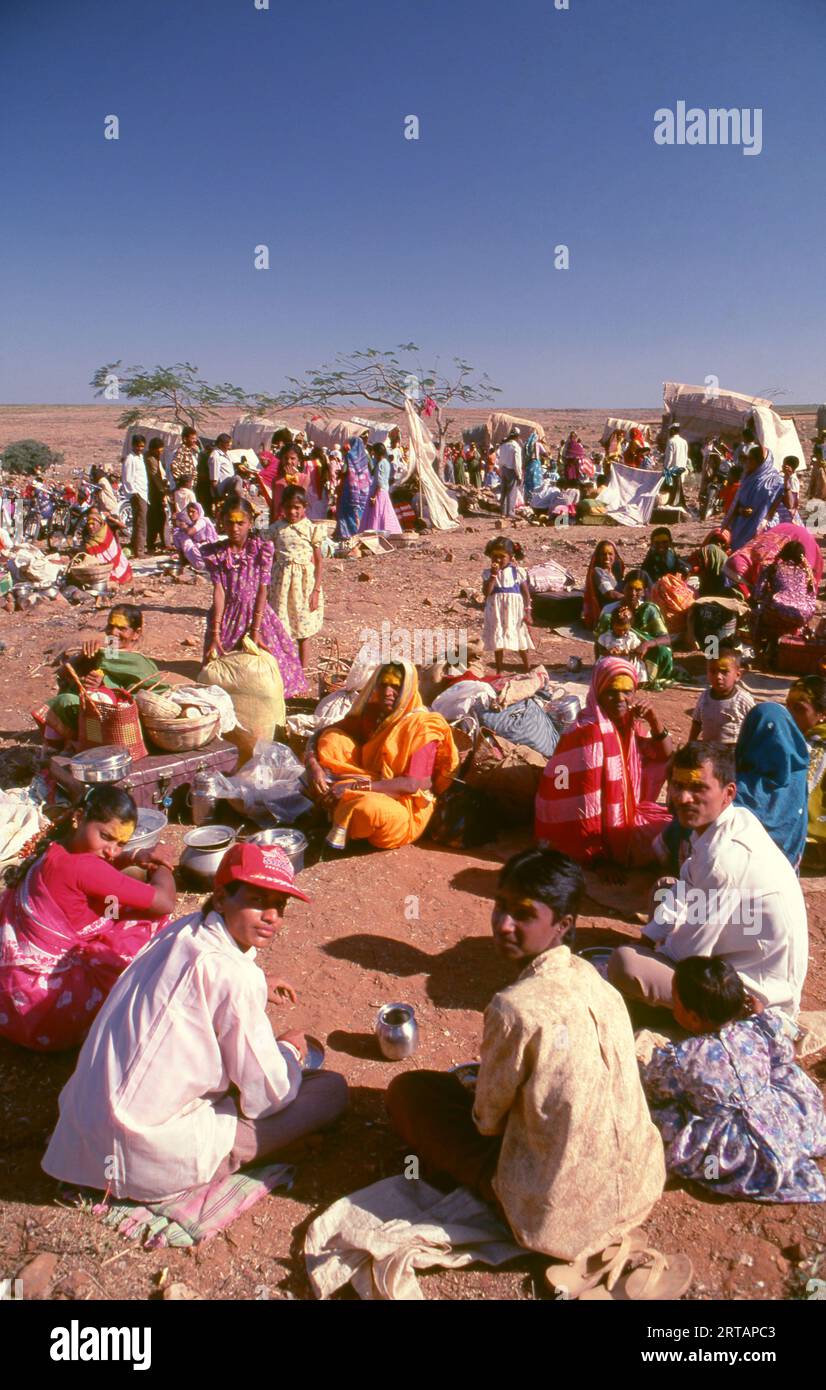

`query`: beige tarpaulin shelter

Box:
[122,419,182,473]
[600,417,653,447]
[662,382,807,470]
[232,417,290,450]
[305,416,394,449]
[487,411,546,447]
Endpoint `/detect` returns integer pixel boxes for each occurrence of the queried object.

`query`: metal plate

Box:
[577,946,614,979]
[450,1062,480,1092]
[303,1035,326,1072]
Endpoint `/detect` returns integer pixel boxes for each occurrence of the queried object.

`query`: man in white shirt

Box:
[662,423,689,508]
[608,742,808,1020]
[121,433,149,557]
[497,428,524,517]
[208,432,237,503]
[42,844,348,1202]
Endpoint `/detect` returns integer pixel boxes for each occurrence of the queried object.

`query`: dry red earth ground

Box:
[0,405,823,1301]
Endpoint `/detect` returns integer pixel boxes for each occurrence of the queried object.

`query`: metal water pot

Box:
[375,1003,419,1060]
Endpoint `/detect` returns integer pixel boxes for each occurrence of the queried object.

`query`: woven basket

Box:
[317,637,352,698]
[142,709,220,752]
[77,691,147,760]
[66,556,113,589]
[134,690,182,720]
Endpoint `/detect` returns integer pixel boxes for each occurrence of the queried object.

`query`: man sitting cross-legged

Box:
[43,844,348,1202]
[608,742,808,1022]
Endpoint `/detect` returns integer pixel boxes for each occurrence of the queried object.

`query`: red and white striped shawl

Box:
[535,658,643,862]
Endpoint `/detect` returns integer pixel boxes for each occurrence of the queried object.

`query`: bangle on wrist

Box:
[649,726,669,741]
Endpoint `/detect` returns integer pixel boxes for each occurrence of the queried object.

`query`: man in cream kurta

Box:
[473,946,664,1260]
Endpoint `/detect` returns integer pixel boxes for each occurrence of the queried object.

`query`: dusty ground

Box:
[0,405,824,1303]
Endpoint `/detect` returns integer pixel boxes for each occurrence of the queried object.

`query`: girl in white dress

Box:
[482,537,535,673]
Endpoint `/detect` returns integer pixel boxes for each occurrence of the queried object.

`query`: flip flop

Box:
[610,1247,693,1301]
[544,1230,646,1299]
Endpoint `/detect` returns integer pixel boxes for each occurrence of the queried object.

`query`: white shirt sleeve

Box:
[211,970,303,1121]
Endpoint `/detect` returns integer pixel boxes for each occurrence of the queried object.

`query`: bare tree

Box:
[91,362,254,431]
[253,345,499,459]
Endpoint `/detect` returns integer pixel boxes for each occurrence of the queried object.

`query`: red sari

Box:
[0,843,168,1052]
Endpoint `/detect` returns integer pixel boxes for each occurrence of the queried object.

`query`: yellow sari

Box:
[316,660,458,848]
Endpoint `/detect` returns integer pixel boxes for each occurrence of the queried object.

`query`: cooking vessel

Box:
[248,827,307,874]
[375,1003,419,1060]
[68,744,133,784]
[126,807,168,854]
[180,825,236,881]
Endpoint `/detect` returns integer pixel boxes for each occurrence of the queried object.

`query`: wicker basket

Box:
[142,709,220,753]
[66,556,113,589]
[317,637,352,698]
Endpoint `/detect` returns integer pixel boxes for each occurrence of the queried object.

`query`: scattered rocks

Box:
[18,1252,59,1299]
[163,1282,202,1301]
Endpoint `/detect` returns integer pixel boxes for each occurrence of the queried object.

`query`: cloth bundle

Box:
[479,696,562,759]
[305,1176,521,1300]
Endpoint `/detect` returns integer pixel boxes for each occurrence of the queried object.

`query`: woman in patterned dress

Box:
[642,956,826,1202]
[202,498,307,697]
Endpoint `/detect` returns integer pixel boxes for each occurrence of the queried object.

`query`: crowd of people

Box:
[0,410,825,1301]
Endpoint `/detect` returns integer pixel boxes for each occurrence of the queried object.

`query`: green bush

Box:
[1,439,65,477]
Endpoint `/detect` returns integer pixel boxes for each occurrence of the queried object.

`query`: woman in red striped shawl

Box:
[535,657,673,872]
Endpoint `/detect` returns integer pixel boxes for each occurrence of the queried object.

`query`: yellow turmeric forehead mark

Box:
[606,675,634,692]
[672,768,705,788]
[380,672,403,688]
[107,616,129,630]
[711,659,734,673]
[112,819,136,844]
[225,511,247,523]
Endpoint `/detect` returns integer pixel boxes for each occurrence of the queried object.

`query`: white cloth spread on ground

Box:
[304,1175,521,1300]
[598,460,663,525]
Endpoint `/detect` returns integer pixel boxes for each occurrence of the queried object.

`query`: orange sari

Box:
[316,661,458,848]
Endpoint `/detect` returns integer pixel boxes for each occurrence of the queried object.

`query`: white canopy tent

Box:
[305,416,395,449]
[401,399,459,531]
[232,417,290,451]
[122,419,182,473]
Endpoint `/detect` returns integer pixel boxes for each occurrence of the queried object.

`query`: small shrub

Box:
[0,439,64,477]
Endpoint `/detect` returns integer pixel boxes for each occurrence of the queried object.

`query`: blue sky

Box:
[1,0,824,407]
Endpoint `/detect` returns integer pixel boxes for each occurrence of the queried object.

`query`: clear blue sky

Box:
[1,0,824,407]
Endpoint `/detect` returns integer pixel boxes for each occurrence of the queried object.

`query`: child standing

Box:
[688,641,755,743]
[267,485,324,670]
[482,537,534,673]
[642,956,826,1202]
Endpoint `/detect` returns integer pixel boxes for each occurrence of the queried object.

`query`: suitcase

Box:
[49,738,239,818]
[775,636,826,675]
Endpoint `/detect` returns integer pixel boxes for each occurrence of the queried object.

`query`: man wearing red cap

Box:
[43,845,348,1202]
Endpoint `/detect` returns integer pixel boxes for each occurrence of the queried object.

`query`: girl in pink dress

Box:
[0,786,176,1052]
[202,498,308,697]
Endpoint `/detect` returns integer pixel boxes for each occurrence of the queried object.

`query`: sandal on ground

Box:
[602,1247,693,1301]
[544,1230,646,1299]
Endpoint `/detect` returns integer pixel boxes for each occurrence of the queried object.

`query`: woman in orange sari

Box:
[305,660,459,851]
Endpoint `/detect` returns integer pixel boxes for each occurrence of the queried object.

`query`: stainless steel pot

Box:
[180,825,236,881]
[375,1003,419,1060]
[248,828,307,874]
[68,745,133,784]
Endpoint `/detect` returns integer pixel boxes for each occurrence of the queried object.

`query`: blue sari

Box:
[735,702,809,868]
[523,431,543,500]
[726,451,783,550]
[335,438,371,539]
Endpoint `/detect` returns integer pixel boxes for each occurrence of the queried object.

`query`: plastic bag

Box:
[206,739,312,826]
[431,680,495,722]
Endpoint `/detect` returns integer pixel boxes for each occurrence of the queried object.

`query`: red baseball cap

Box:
[215,842,310,902]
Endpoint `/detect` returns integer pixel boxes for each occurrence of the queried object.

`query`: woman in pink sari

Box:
[724,522,822,599]
[0,786,175,1052]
